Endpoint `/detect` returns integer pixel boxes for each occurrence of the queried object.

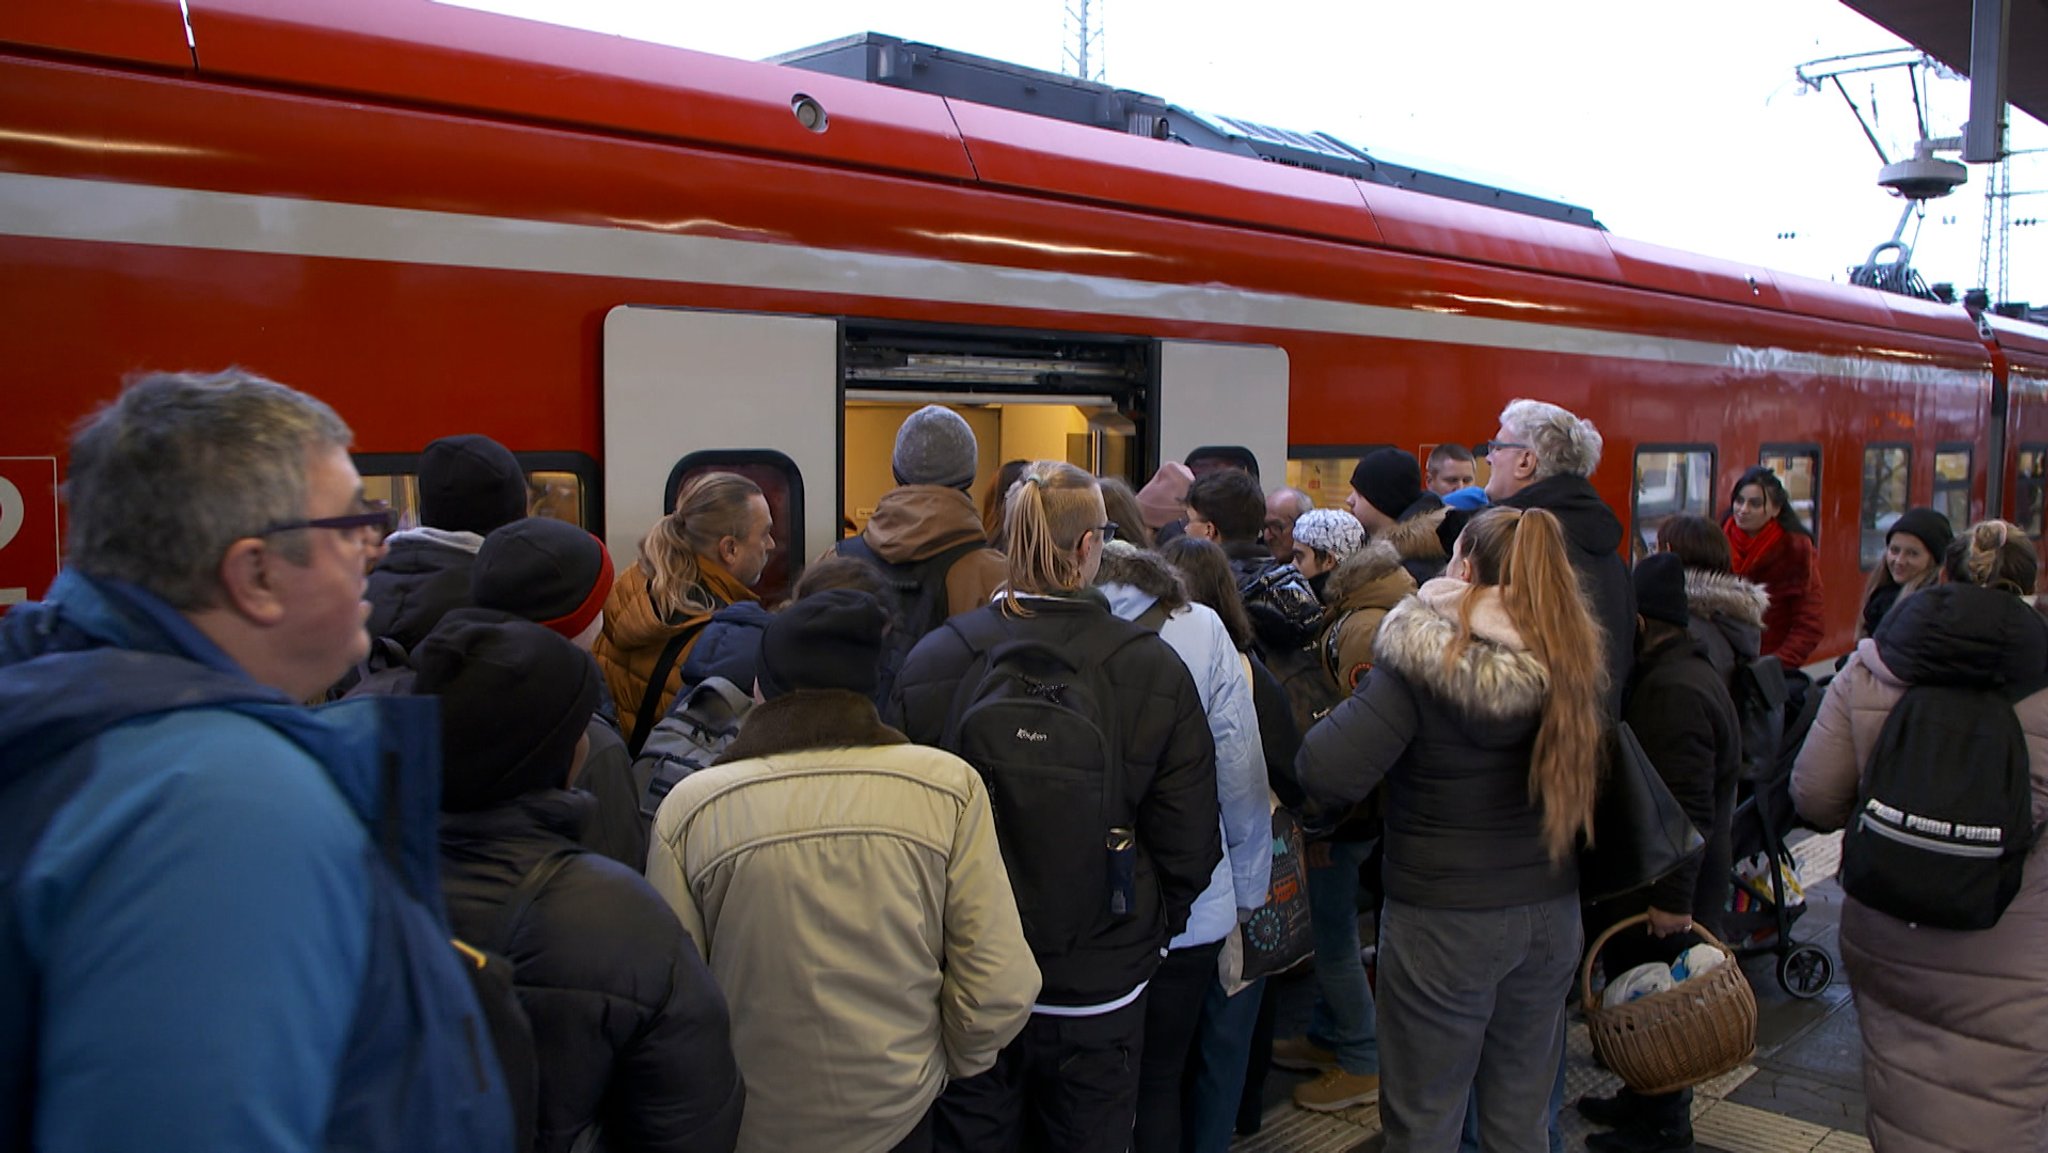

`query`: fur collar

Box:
[1323,540,1415,611]
[1378,506,1448,563]
[1373,581,1549,720]
[1094,545,1190,614]
[714,690,908,763]
[1683,568,1768,628]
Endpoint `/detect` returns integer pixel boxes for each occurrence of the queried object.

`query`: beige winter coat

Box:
[647,691,1040,1153]
[1791,587,2048,1153]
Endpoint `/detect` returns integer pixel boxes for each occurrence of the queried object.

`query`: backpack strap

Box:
[1133,599,1173,634]
[628,614,712,758]
[839,534,989,625]
[492,848,581,957]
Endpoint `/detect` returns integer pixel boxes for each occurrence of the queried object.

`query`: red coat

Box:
[1736,531,1823,667]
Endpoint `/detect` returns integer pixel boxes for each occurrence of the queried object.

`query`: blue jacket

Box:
[0,570,513,1153]
[1098,554,1269,949]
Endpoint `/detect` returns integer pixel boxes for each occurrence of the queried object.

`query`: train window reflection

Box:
[2017,446,2048,540]
[355,453,597,533]
[1860,444,1911,569]
[1632,446,1716,562]
[1932,446,1972,532]
[664,450,804,606]
[1286,445,1399,511]
[1759,445,1821,546]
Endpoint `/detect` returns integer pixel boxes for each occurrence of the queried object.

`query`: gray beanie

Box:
[892,405,978,489]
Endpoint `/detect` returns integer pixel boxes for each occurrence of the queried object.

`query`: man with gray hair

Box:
[1264,486,1315,564]
[1482,397,1635,707]
[0,371,515,1151]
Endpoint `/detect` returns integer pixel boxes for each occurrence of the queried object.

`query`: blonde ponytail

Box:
[638,471,763,619]
[1453,507,1606,863]
[1943,518,2037,597]
[1000,460,1103,610]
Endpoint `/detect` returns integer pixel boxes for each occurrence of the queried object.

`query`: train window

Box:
[1287,445,1401,510]
[1860,444,1912,569]
[2017,445,2048,540]
[664,450,805,606]
[1932,445,1973,531]
[354,451,600,533]
[1758,445,1822,545]
[1631,446,1717,561]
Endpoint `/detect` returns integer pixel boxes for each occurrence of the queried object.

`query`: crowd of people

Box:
[3,371,2045,1153]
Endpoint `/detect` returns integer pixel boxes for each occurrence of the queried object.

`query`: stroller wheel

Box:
[1778,944,1833,999]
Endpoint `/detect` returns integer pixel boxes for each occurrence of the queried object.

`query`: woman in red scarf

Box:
[1723,466,1824,667]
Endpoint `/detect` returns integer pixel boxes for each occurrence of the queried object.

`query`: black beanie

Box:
[1349,448,1423,521]
[418,434,527,536]
[1633,552,1690,628]
[757,589,889,701]
[413,617,600,812]
[472,517,615,641]
[1886,507,1955,565]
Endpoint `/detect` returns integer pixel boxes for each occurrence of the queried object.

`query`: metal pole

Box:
[1964,0,2010,163]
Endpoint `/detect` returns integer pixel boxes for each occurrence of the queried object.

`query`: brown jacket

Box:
[592,559,755,744]
[1791,589,2048,1153]
[857,486,1007,619]
[1317,540,1417,691]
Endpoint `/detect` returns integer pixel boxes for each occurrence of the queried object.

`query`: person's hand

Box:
[1645,907,1694,938]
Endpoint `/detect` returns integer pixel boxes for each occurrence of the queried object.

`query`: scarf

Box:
[1723,517,1784,577]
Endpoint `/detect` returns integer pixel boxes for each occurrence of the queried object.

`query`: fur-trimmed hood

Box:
[1372,579,1549,721]
[1323,539,1415,615]
[1684,568,1768,628]
[1093,544,1191,615]
[1379,507,1449,565]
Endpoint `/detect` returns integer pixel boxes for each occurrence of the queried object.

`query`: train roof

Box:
[0,0,1995,347]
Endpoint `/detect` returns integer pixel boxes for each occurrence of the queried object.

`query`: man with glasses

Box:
[0,370,514,1152]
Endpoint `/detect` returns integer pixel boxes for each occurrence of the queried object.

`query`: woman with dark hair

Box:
[1855,507,1954,640]
[1099,476,1155,550]
[1298,508,1607,1152]
[1792,521,2048,1152]
[1723,467,1823,668]
[980,459,1031,544]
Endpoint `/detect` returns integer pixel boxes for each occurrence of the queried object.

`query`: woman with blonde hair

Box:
[892,460,1223,1153]
[1793,520,2048,1153]
[593,471,773,745]
[1297,507,1606,1153]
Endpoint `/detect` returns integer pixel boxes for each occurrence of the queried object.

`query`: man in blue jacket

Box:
[0,370,514,1152]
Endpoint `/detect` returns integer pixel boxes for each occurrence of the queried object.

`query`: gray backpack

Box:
[634,677,754,821]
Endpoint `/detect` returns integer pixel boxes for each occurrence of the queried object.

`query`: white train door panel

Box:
[1157,341,1291,480]
[601,306,838,574]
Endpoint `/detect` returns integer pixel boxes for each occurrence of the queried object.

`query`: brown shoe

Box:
[1269,1036,1340,1072]
[1293,1068,1381,1113]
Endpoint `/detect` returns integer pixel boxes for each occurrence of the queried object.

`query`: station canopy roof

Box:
[1838,0,2048,129]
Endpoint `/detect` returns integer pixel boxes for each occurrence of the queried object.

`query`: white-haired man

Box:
[0,371,514,1152]
[1483,397,1635,710]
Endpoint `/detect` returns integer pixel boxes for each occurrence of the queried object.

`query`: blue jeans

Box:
[1459,1030,1565,1153]
[1303,838,1379,1075]
[1377,893,1580,1153]
[1183,975,1265,1153]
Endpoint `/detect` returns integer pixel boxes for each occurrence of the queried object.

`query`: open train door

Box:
[1156,341,1290,482]
[602,306,838,600]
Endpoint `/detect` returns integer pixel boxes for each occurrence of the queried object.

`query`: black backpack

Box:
[634,677,754,822]
[835,535,988,699]
[939,610,1152,954]
[1729,654,1789,781]
[1841,678,2046,930]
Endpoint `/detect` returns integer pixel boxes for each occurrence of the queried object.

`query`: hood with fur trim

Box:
[1372,579,1549,722]
[1684,568,1768,628]
[1323,539,1414,615]
[1093,544,1191,615]
[1378,507,1448,566]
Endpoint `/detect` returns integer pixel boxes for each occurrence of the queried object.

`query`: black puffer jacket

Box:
[441,790,745,1153]
[1225,543,1323,656]
[366,531,482,652]
[1497,474,1635,715]
[1622,627,1740,927]
[1297,580,1576,909]
[890,593,1222,1007]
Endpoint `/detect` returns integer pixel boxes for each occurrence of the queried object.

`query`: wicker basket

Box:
[1581,914,1758,1095]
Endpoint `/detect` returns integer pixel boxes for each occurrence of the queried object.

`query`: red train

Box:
[4,0,2046,660]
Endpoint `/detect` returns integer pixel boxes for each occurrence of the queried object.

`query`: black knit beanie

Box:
[418,434,527,536]
[1633,552,1691,628]
[414,617,600,812]
[756,589,889,701]
[1349,448,1422,521]
[1886,507,1955,565]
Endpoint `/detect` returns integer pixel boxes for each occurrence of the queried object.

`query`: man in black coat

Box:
[365,433,528,653]
[419,615,746,1153]
[1483,399,1637,714]
[1576,554,1741,1153]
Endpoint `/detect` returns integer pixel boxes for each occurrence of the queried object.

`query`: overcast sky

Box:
[454,0,2045,305]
